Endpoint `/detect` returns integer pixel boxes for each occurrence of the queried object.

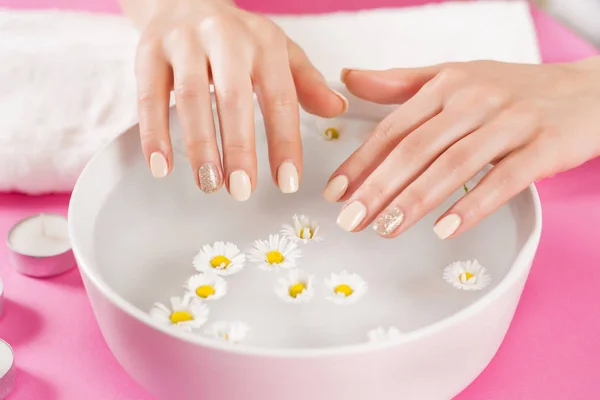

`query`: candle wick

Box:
[40,215,47,237]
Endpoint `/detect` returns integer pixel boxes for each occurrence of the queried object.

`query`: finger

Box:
[166,34,222,193]
[208,41,256,202]
[288,39,348,117]
[432,145,541,239]
[323,71,446,203]
[254,32,302,193]
[135,40,173,178]
[341,65,446,104]
[334,82,512,233]
[372,107,537,238]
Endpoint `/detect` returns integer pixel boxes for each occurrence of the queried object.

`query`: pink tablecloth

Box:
[1,1,599,399]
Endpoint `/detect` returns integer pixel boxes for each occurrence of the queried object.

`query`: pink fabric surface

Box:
[0,1,599,399]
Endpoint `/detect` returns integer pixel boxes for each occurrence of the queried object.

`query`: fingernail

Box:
[331,89,349,113]
[337,201,367,232]
[198,164,221,194]
[373,206,404,237]
[149,152,168,178]
[433,214,462,239]
[277,162,299,194]
[323,175,349,202]
[229,170,252,202]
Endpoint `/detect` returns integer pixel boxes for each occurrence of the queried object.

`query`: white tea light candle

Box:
[0,339,15,399]
[7,213,76,278]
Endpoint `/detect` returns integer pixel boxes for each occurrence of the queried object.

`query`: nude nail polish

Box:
[331,89,349,113]
[149,152,168,178]
[229,170,251,202]
[277,162,299,194]
[198,164,221,194]
[323,175,349,202]
[433,214,462,239]
[337,201,367,232]
[373,206,404,237]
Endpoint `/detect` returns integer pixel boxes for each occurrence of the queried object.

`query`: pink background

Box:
[0,0,599,399]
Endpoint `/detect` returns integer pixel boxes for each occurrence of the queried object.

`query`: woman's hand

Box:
[126,0,347,200]
[325,58,600,238]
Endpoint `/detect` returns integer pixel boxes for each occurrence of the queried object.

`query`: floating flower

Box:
[325,271,367,304]
[315,117,347,141]
[248,234,301,271]
[193,241,246,276]
[274,269,316,303]
[149,295,209,332]
[204,321,250,344]
[367,326,403,343]
[281,214,323,244]
[185,273,227,301]
[443,260,491,291]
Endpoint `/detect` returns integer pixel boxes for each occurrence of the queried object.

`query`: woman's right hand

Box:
[128,0,348,200]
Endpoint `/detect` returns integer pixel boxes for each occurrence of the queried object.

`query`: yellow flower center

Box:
[266,250,285,264]
[289,282,307,298]
[459,272,475,282]
[210,255,231,269]
[334,284,354,297]
[324,127,340,140]
[170,311,194,324]
[196,285,216,298]
[299,227,314,239]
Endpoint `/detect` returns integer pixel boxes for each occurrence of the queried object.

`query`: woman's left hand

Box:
[324,58,600,239]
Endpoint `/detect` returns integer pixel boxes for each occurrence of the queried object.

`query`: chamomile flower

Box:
[193,241,246,276]
[185,273,227,300]
[281,214,323,244]
[443,260,491,291]
[149,295,209,332]
[274,269,316,303]
[204,321,250,344]
[367,326,403,343]
[248,234,301,271]
[325,271,367,304]
[315,117,347,141]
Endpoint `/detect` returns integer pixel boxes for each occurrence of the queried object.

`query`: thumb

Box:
[341,65,445,104]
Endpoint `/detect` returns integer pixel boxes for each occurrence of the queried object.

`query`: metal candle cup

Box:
[0,339,16,399]
[6,213,76,278]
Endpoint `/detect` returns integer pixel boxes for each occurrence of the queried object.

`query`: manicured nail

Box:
[373,206,404,237]
[337,201,367,232]
[433,214,462,239]
[277,162,299,194]
[198,164,221,194]
[331,89,349,113]
[323,175,349,202]
[229,170,251,202]
[149,152,168,178]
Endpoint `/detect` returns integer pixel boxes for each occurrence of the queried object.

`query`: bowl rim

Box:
[68,83,543,358]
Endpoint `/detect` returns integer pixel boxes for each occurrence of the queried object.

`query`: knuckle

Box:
[136,89,161,107]
[372,116,399,143]
[436,67,467,88]
[217,88,250,109]
[139,126,164,142]
[174,81,203,100]
[224,140,253,156]
[166,24,197,44]
[265,91,297,114]
[507,102,540,130]
[199,15,234,35]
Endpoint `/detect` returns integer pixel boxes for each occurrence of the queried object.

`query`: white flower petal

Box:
[325,271,367,304]
[367,326,403,343]
[205,321,250,344]
[280,214,324,244]
[185,273,228,300]
[274,269,316,303]
[248,234,302,271]
[193,241,246,276]
[442,260,491,291]
[150,296,209,331]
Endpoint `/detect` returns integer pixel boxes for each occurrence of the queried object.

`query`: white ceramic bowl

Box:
[69,85,542,400]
